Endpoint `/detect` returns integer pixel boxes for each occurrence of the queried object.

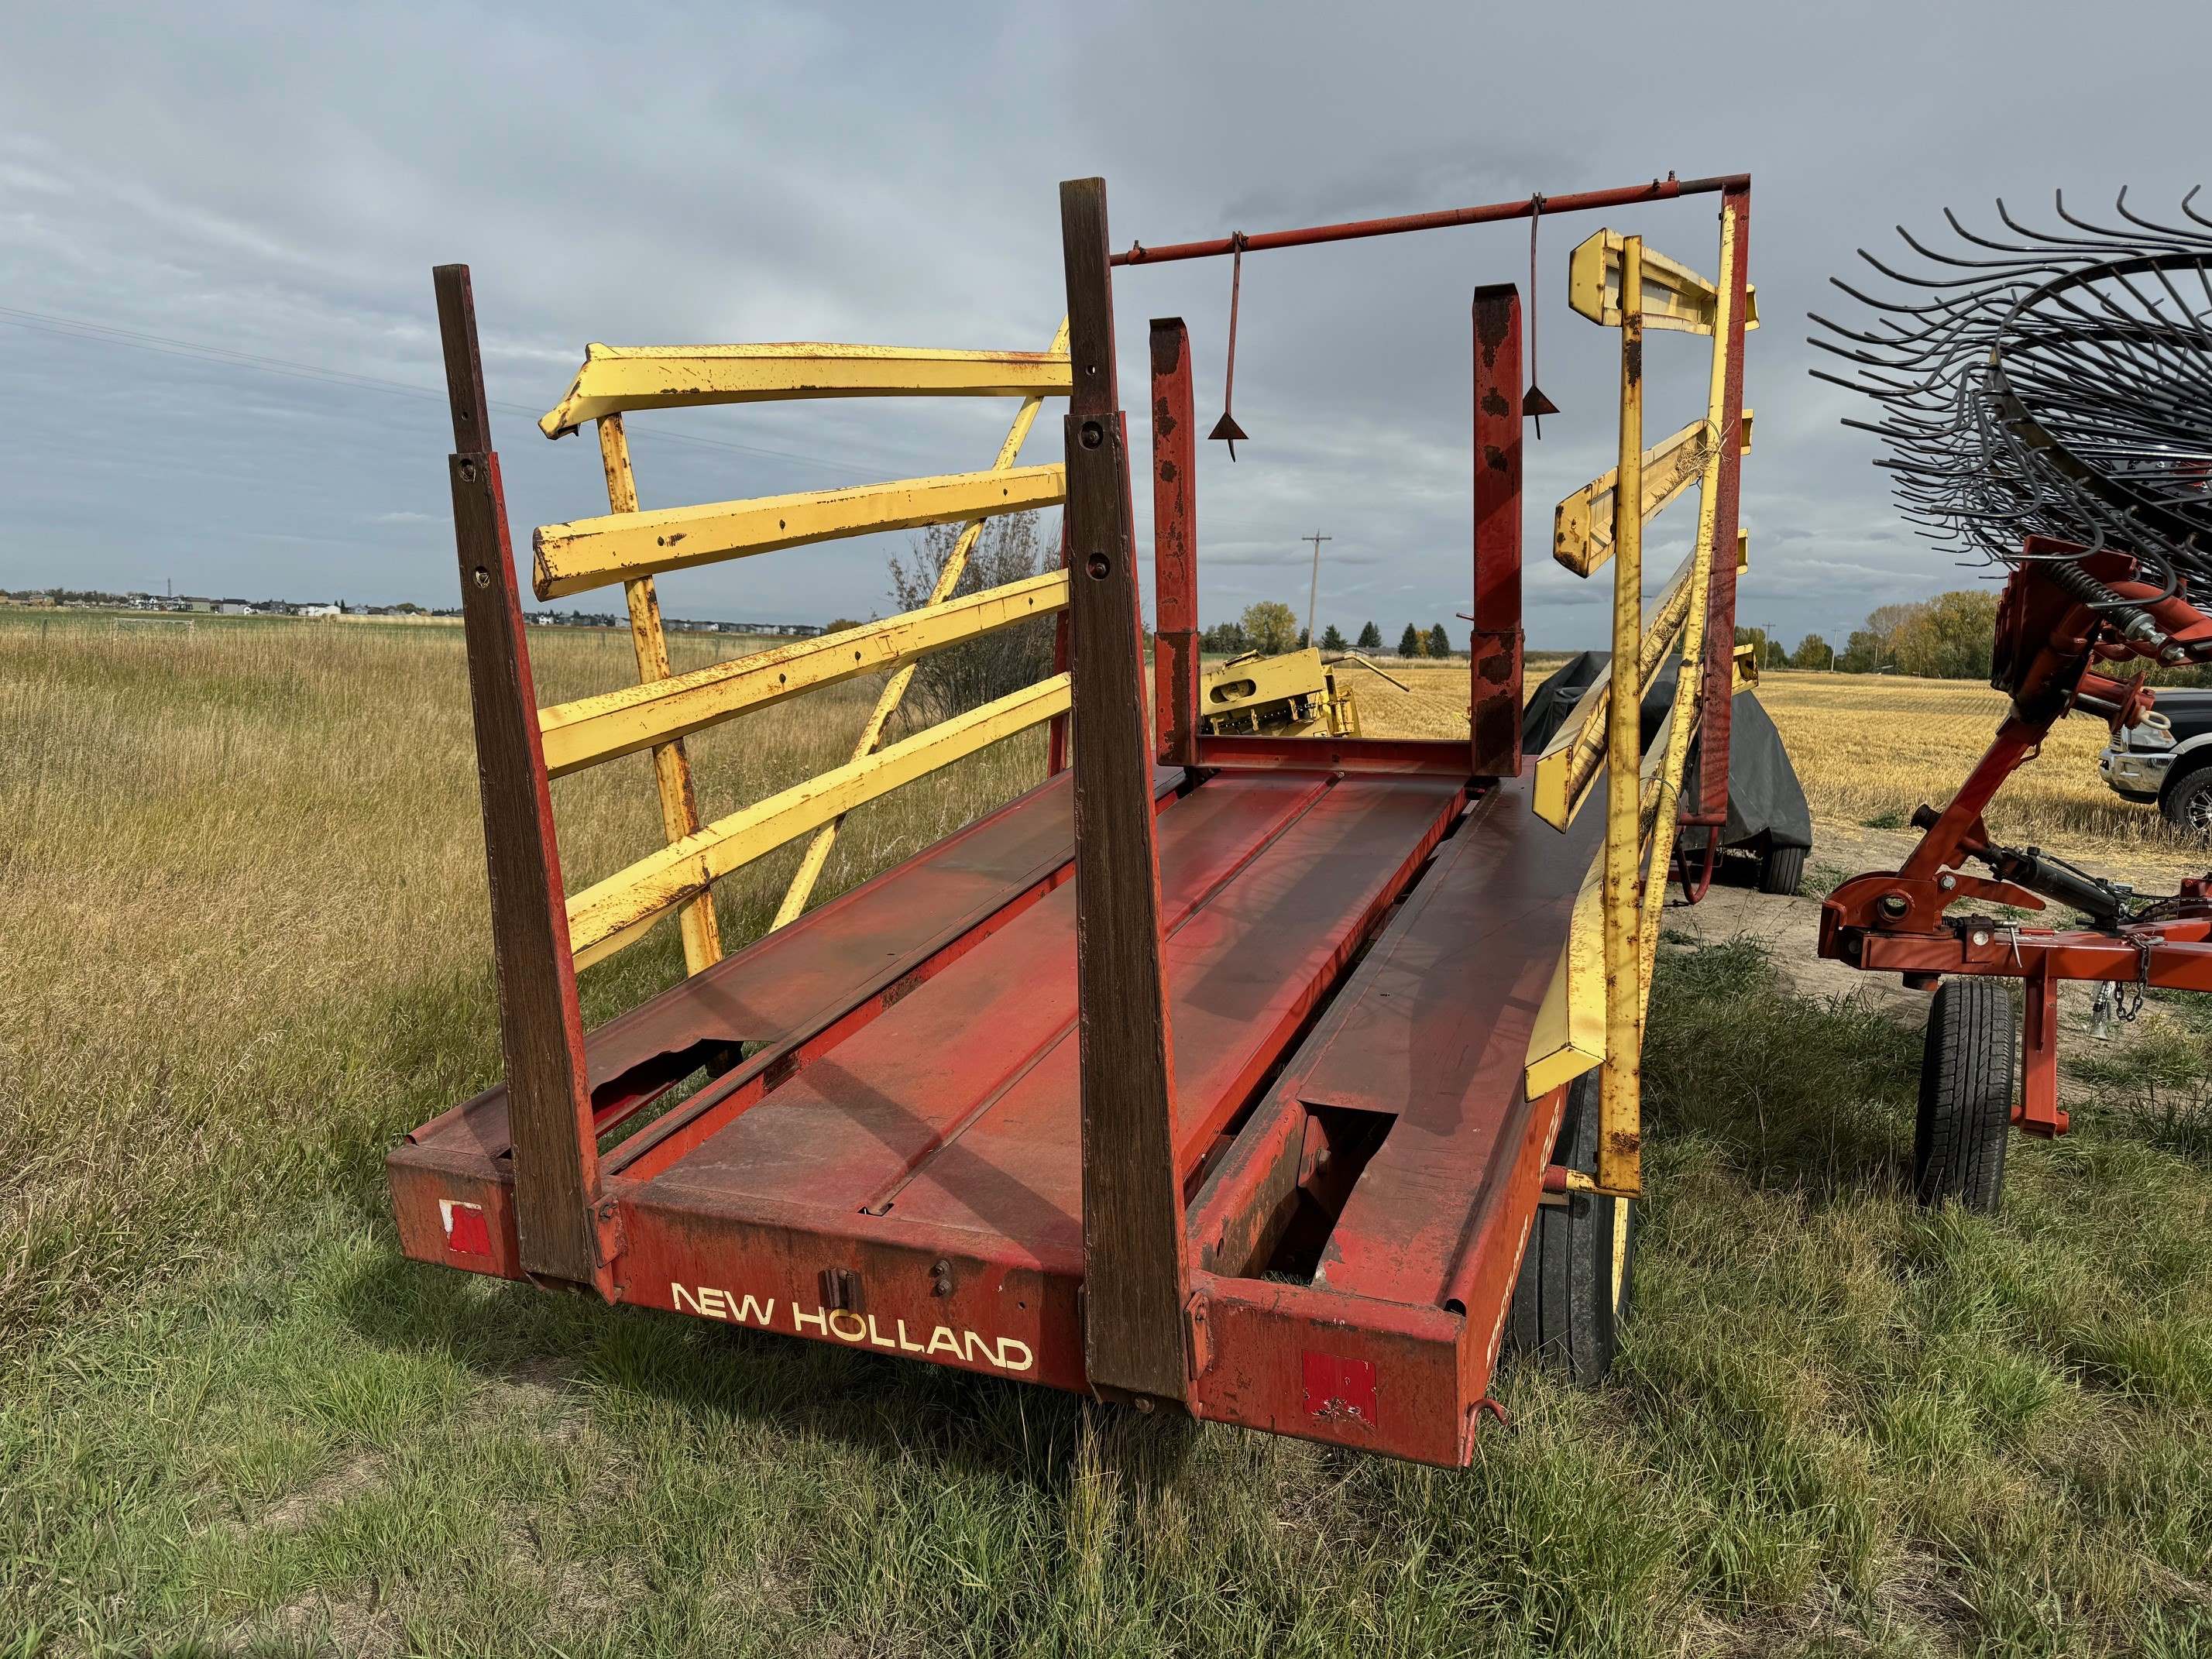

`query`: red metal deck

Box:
[392,765,1598,1463]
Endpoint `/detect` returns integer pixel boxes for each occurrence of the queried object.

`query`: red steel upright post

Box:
[1151,318,1200,768]
[1470,283,1524,778]
[431,264,610,1293]
[1060,178,1192,1405]
[1695,184,1751,821]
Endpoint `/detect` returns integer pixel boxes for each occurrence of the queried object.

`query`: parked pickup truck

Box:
[2100,687,2212,831]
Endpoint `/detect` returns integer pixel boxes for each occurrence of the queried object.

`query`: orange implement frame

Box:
[390,170,1751,1464]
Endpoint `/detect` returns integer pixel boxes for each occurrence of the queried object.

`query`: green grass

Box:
[7,614,2212,1654]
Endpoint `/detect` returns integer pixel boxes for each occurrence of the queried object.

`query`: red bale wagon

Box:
[390,171,1754,1465]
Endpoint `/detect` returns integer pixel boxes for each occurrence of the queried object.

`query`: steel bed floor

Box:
[392,763,1599,1463]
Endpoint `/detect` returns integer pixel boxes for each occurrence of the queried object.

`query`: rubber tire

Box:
[2159,764,2212,835]
[1506,1073,1637,1385]
[1912,979,2015,1212]
[1757,840,1808,896]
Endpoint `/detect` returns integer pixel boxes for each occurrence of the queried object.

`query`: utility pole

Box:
[1302,531,1331,645]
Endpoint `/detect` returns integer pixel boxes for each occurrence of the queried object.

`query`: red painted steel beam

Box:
[2019,960,2069,1137]
[1151,318,1201,769]
[1195,734,1473,775]
[1695,184,1751,821]
[1851,929,2212,989]
[1470,283,1523,778]
[1110,175,1744,266]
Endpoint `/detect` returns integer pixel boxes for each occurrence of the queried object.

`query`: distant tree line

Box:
[1764,590,2000,679]
[1198,606,1455,659]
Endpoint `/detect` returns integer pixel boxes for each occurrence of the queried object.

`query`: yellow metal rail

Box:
[524,321,1073,973]
[1523,199,1750,1199]
[1599,235,1647,1197]
[773,318,1071,930]
[1529,547,1698,829]
[565,674,1071,969]
[533,465,1066,599]
[541,342,1073,436]
[538,570,1070,777]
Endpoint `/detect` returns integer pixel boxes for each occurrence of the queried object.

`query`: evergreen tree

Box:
[1398,623,1424,658]
[1319,623,1347,652]
[1426,623,1452,659]
[1356,621,1382,650]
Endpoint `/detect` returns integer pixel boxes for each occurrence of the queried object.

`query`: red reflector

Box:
[1300,1350,1378,1427]
[441,1200,493,1258]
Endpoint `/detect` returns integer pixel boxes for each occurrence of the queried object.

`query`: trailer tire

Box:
[1757,840,1808,896]
[1506,1073,1636,1385]
[1913,979,2014,1212]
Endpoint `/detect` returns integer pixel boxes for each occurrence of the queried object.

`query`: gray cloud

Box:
[2,1,2203,647]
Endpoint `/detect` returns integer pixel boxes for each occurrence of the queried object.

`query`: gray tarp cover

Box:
[1519,651,1812,853]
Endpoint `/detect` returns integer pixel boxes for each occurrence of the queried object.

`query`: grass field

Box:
[6,613,2212,1656]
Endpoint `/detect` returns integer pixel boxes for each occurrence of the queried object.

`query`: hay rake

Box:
[1812,194,2212,1196]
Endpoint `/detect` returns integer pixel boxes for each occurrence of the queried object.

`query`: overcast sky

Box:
[3,2,2205,651]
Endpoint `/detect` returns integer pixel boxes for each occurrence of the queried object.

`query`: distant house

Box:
[215,602,255,617]
[299,603,341,617]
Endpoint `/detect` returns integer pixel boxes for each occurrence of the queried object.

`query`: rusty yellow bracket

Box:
[772,318,1071,930]
[533,465,1066,599]
[541,342,1073,437]
[539,569,1070,777]
[1553,410,1753,577]
[566,673,1071,968]
[1569,228,1758,335]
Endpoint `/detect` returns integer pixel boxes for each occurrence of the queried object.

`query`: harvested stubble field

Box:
[1358,661,2210,873]
[6,612,2212,1657]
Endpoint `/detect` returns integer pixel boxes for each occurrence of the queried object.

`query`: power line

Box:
[0,303,896,478]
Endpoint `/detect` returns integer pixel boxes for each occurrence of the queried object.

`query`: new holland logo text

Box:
[670,1282,1035,1373]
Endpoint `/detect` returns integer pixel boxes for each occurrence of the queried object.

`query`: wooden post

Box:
[1470,283,1524,778]
[599,414,723,974]
[431,265,610,1291]
[1695,186,1751,821]
[1150,318,1200,768]
[1060,177,1191,1404]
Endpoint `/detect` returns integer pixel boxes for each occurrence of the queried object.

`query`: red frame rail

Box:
[391,170,1751,1465]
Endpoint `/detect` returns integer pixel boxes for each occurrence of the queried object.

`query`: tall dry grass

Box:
[0,611,1042,1341]
[9,617,2212,1654]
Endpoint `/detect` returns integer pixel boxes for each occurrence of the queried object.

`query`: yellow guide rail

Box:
[1523,199,1753,1198]
[525,322,1073,974]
